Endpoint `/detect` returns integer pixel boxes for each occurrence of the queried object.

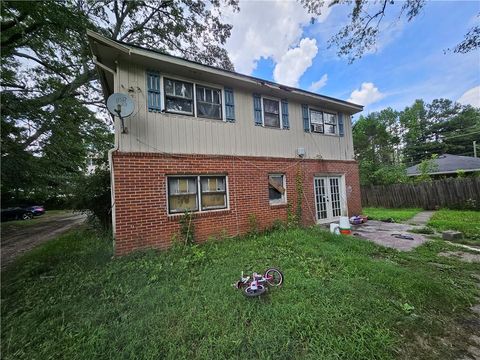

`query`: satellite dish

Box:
[106,93,134,133]
[106,93,135,118]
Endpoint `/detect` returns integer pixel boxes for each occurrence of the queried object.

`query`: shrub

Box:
[71,168,112,229]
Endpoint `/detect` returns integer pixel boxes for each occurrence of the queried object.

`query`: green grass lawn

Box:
[2,227,479,359]
[428,209,480,244]
[362,207,422,222]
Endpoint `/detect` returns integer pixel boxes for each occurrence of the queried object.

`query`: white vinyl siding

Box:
[115,61,354,160]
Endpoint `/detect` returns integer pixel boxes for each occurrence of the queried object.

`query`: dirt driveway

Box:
[1,211,86,269]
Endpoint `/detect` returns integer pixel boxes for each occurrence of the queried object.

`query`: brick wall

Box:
[112,152,361,256]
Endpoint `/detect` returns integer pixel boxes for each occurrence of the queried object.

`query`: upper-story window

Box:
[196,85,222,120]
[324,112,337,134]
[310,110,324,133]
[263,98,281,128]
[164,78,194,115]
[310,109,337,135]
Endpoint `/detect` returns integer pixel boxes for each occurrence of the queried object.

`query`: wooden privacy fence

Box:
[361,177,480,209]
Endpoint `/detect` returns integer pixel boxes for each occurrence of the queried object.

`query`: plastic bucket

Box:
[339,216,352,235]
[330,223,340,235]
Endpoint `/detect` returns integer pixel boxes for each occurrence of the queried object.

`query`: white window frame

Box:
[323,112,338,135]
[163,77,195,116]
[154,73,228,122]
[261,96,283,129]
[166,174,230,215]
[166,175,199,214]
[309,107,339,136]
[195,84,223,121]
[268,173,287,205]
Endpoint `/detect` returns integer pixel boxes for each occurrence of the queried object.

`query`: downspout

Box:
[108,60,120,241]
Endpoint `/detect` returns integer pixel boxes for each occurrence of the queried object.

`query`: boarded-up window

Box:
[200,176,227,210]
[167,175,227,214]
[168,177,198,213]
[269,174,286,204]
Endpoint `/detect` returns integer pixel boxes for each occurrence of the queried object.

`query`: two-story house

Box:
[88,31,363,256]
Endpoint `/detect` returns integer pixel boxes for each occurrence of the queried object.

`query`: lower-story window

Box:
[268,174,286,204]
[201,176,227,210]
[167,175,227,214]
[168,177,198,213]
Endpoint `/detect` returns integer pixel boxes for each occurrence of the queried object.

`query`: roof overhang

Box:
[87,30,364,115]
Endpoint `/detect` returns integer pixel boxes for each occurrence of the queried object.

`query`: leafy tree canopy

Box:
[300,0,479,62]
[1,0,238,206]
[353,98,480,185]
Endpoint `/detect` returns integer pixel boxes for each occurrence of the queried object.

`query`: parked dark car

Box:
[25,205,46,216]
[1,207,34,221]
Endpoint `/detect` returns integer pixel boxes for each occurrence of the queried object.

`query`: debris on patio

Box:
[351,220,429,251]
[442,230,463,241]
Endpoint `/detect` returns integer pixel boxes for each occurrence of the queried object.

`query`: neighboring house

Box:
[407,154,480,177]
[87,30,363,256]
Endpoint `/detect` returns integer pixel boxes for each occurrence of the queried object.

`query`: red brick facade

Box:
[112,152,361,256]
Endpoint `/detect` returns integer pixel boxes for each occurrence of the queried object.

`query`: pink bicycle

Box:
[234,268,283,297]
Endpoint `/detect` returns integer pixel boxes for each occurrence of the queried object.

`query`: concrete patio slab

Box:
[351,220,428,251]
[408,210,436,226]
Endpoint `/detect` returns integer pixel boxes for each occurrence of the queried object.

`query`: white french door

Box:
[314,176,345,223]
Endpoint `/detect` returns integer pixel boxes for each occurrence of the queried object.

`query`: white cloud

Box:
[273,38,318,87]
[308,73,328,92]
[348,82,385,106]
[458,86,480,108]
[224,0,331,75]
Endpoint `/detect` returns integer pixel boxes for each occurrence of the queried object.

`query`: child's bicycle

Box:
[233,268,283,297]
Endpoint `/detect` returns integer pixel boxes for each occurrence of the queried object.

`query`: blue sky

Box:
[224,1,480,116]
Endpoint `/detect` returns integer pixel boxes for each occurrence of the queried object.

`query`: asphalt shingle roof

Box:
[406,154,480,175]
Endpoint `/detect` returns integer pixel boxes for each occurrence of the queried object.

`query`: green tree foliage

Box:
[353,99,480,185]
[1,0,238,212]
[300,0,479,62]
[415,154,439,182]
[353,108,407,185]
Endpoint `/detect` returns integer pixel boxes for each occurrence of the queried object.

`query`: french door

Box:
[314,176,344,223]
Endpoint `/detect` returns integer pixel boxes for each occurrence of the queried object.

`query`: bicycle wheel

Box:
[244,284,266,297]
[264,268,283,286]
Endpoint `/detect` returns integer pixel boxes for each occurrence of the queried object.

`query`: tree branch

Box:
[13,51,69,80]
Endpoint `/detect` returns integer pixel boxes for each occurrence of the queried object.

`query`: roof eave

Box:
[86,30,364,114]
[407,168,480,176]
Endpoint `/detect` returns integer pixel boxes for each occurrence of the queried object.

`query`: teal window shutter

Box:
[224,87,235,122]
[338,113,344,136]
[253,93,262,126]
[302,104,310,132]
[281,99,289,129]
[147,71,161,111]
